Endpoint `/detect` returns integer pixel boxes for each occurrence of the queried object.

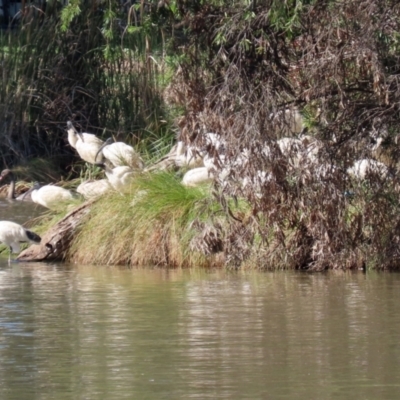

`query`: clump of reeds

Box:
[70,172,240,267]
[0,2,173,171]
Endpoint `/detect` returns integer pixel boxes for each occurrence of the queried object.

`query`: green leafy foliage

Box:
[60,0,81,32]
[0,0,175,170]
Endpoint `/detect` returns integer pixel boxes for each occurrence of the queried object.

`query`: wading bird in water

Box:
[0,221,41,264]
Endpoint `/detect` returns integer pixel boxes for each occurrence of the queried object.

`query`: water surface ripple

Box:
[0,264,399,399]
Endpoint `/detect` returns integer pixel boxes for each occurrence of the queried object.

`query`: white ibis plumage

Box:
[175,141,205,168]
[67,121,105,164]
[95,137,144,169]
[182,167,214,187]
[347,159,389,180]
[23,182,79,209]
[97,163,137,192]
[0,221,41,264]
[77,179,112,199]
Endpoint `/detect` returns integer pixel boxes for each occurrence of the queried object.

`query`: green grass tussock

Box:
[70,172,229,267]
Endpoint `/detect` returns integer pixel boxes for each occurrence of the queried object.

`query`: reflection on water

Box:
[0,265,400,399]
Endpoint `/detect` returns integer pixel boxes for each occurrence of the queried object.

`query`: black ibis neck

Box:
[7,174,15,200]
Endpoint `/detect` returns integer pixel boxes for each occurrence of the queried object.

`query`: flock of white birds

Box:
[0,112,393,263]
[63,111,395,198]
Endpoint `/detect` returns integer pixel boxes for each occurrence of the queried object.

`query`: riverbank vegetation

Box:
[2,0,400,270]
[70,172,228,267]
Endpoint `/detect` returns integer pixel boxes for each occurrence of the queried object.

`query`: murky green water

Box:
[0,198,46,225]
[1,201,400,399]
[1,265,400,399]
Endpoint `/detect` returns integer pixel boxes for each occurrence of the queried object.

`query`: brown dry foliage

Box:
[170,0,400,270]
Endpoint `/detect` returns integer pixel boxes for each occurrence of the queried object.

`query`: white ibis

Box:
[261,137,307,168]
[77,179,112,199]
[269,108,304,136]
[277,137,302,156]
[347,159,389,180]
[67,121,105,164]
[175,141,205,168]
[204,132,225,148]
[23,182,79,209]
[200,132,226,171]
[0,221,41,264]
[298,134,325,164]
[241,170,274,197]
[97,163,137,192]
[95,137,144,169]
[182,167,214,187]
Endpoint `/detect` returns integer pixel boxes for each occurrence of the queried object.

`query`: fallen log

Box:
[17,200,94,262]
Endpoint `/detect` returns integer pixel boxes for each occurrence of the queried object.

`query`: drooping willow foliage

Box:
[167,0,400,270]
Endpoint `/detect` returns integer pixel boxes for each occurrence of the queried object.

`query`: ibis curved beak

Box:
[95,137,113,163]
[67,121,77,132]
[21,187,34,201]
[20,182,40,201]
